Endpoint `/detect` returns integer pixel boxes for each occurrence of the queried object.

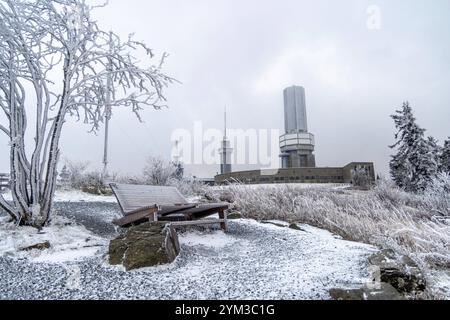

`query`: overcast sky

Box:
[1,0,449,178]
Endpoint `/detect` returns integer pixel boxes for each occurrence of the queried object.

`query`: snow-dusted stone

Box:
[369,249,426,295]
[20,241,51,252]
[329,283,405,300]
[227,212,243,220]
[109,223,180,271]
[289,223,306,232]
[81,186,113,196]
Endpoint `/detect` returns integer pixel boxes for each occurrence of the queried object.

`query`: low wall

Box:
[215,163,375,185]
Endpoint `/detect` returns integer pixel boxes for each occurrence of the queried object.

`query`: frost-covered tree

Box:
[389,102,439,192]
[440,138,450,174]
[351,167,372,190]
[0,0,172,227]
[142,157,179,186]
[60,159,89,189]
[58,164,70,188]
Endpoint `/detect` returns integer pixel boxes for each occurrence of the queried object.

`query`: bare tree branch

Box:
[0,124,10,137]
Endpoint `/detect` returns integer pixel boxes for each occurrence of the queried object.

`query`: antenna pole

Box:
[224,106,227,139]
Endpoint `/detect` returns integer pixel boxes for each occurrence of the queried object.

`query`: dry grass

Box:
[213,176,450,299]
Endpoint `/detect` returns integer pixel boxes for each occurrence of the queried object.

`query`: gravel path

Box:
[53,202,121,238]
[0,202,377,300]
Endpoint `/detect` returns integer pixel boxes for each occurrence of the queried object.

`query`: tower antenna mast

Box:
[219,106,233,174]
[224,106,227,139]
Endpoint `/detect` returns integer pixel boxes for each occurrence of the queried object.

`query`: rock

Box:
[329,288,364,300]
[81,186,113,196]
[330,283,405,300]
[20,241,51,251]
[228,212,243,220]
[289,223,306,232]
[369,250,426,294]
[368,249,396,265]
[219,192,235,203]
[261,221,287,228]
[109,222,180,271]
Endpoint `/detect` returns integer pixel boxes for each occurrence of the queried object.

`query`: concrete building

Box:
[214,86,375,185]
[215,162,376,185]
[279,86,316,168]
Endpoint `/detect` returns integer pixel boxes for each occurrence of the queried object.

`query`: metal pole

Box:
[224,106,227,140]
[103,31,113,178]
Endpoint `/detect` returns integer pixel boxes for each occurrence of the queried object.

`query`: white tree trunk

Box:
[0,0,173,227]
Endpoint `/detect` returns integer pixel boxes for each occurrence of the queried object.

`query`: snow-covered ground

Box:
[0,215,107,264]
[222,182,450,299]
[0,196,378,300]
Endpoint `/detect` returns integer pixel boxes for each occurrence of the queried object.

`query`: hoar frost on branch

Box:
[142,157,182,186]
[0,0,174,227]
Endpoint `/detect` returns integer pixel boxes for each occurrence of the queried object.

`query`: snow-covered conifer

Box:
[390,102,439,192]
[440,138,450,174]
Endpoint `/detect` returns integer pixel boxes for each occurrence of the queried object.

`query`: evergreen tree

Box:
[441,138,450,174]
[59,165,70,188]
[423,136,440,186]
[389,102,439,192]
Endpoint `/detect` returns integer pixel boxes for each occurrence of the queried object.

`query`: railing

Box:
[0,173,10,192]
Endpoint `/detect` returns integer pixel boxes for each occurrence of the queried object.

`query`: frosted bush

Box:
[351,168,372,190]
[168,178,209,198]
[423,173,450,215]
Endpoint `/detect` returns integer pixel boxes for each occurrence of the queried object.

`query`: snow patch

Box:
[33,247,101,263]
[0,215,107,264]
[433,271,450,298]
[185,195,203,204]
[179,230,238,249]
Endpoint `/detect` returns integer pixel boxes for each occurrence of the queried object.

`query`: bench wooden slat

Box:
[171,219,227,227]
[109,183,229,232]
[113,206,159,227]
[110,183,188,214]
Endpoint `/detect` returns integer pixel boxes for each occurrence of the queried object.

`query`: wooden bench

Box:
[110,183,229,232]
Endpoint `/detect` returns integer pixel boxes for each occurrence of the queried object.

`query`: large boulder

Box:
[369,249,426,295]
[109,222,180,271]
[20,241,51,251]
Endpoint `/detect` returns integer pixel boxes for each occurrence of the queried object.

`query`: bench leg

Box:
[218,210,228,232]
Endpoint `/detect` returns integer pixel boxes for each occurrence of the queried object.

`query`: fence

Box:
[0,173,10,192]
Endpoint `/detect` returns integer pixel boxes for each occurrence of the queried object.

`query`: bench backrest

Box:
[110,183,188,215]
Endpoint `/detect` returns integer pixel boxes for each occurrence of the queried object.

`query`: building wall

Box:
[215,163,375,185]
[343,162,376,182]
[283,151,316,168]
